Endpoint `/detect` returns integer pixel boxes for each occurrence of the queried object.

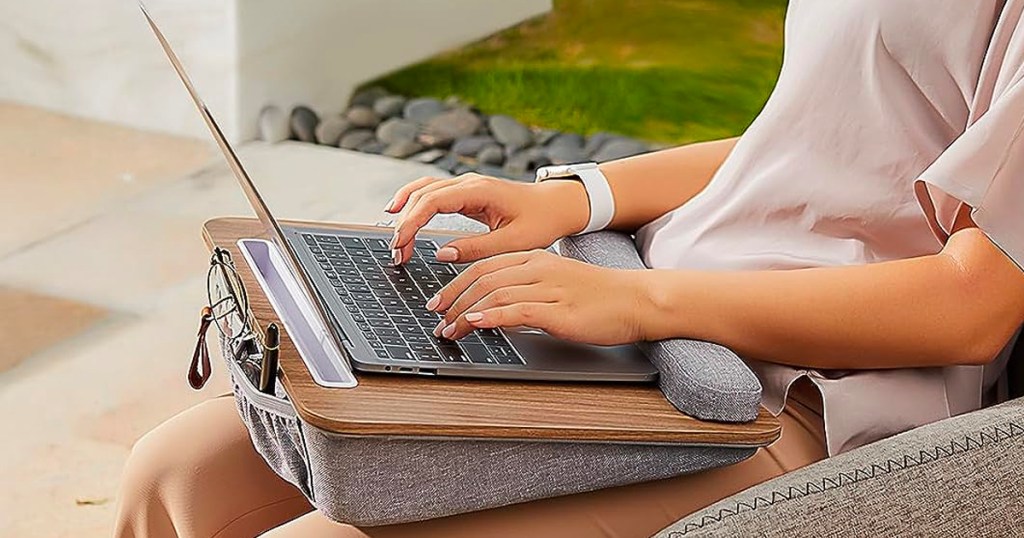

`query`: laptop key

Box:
[385,346,415,361]
[357,300,383,312]
[338,236,363,247]
[378,297,404,308]
[374,287,399,299]
[380,335,405,346]
[363,311,389,321]
[374,328,400,339]
[395,283,420,296]
[367,280,393,290]
[384,305,411,316]
[303,234,317,245]
[345,284,371,294]
[333,267,360,277]
[459,333,483,345]
[390,315,416,327]
[419,281,442,295]
[365,238,390,252]
[341,276,363,285]
[351,291,375,302]
[405,333,430,345]
[315,235,339,243]
[412,272,439,284]
[364,272,388,283]
[460,343,493,364]
[437,342,468,363]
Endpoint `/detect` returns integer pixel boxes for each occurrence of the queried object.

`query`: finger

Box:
[391,179,461,264]
[427,250,544,312]
[439,286,556,340]
[437,226,529,264]
[384,176,444,214]
[437,265,544,333]
[447,303,557,339]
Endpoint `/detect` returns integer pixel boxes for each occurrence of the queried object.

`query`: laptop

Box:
[142,5,657,383]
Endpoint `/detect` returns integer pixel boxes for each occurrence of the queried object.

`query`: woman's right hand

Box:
[386,173,590,265]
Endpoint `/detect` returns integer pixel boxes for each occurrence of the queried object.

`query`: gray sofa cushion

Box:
[559,231,762,422]
[657,396,1024,537]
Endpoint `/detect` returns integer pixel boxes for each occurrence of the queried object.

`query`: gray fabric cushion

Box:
[559,231,762,422]
[228,343,757,527]
[305,429,755,527]
[657,396,1024,537]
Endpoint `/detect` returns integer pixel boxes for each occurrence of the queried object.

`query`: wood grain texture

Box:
[204,217,780,446]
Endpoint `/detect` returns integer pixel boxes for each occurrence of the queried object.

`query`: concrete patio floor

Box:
[0,103,453,537]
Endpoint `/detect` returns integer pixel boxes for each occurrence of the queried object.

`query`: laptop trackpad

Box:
[504,328,657,379]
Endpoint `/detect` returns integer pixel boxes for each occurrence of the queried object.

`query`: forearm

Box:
[598,137,738,231]
[637,228,1024,369]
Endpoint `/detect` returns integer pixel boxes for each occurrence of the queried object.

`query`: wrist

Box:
[633,269,687,341]
[538,179,589,237]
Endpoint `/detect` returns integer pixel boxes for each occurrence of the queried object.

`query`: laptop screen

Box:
[140,3,354,376]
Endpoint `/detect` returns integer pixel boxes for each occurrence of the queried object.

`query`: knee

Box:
[119,423,182,500]
[114,418,192,537]
[116,399,239,536]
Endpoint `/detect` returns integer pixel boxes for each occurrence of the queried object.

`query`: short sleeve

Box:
[917,3,1024,271]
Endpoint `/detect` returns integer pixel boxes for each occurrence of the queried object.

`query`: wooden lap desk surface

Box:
[204,217,781,447]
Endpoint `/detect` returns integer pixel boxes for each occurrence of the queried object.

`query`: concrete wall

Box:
[0,0,551,141]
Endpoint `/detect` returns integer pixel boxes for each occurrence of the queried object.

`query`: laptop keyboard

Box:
[300,233,525,367]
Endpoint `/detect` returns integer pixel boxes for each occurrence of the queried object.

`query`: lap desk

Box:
[203,217,780,446]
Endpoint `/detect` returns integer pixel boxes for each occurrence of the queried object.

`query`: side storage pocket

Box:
[222,339,316,502]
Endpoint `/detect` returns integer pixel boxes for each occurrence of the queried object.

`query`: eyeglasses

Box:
[190,247,264,389]
[207,247,259,343]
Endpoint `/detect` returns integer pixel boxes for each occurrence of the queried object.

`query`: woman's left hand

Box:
[426,250,652,345]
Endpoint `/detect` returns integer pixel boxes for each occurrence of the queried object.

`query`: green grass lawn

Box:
[367,0,787,145]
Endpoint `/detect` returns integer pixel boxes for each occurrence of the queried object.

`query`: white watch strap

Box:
[535,162,615,235]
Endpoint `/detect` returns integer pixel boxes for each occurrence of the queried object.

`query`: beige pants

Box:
[114,388,826,538]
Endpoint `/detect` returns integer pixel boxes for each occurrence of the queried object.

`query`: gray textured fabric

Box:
[658,397,1024,537]
[305,428,753,526]
[559,231,762,422]
[227,354,754,527]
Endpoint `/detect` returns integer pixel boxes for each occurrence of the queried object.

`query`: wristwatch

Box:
[534,162,615,235]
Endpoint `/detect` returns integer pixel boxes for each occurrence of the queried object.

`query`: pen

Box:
[260,323,280,395]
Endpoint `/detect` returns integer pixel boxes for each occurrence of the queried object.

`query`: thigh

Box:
[261,403,826,538]
[115,397,315,538]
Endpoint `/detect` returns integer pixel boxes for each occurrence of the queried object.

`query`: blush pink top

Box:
[638,0,1024,455]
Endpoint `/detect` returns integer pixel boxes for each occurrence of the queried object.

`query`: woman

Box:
[116,1,1024,536]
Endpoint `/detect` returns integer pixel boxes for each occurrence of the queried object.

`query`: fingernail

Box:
[465,312,484,323]
[433,319,446,337]
[436,246,458,262]
[391,248,401,265]
[441,324,456,339]
[389,233,399,249]
[383,198,395,213]
[425,294,440,311]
